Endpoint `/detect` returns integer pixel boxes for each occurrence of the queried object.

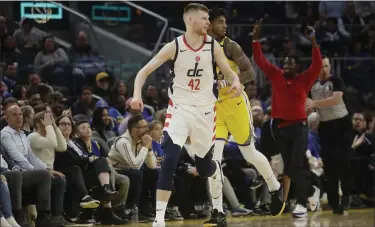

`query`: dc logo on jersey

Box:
[187,56,203,77]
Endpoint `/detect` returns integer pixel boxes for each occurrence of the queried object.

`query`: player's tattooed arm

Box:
[227,41,255,84]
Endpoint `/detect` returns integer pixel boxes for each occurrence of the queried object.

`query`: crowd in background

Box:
[0,1,374,227]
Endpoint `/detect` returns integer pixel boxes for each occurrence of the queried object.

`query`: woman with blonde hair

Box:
[20,105,34,136]
[28,111,71,226]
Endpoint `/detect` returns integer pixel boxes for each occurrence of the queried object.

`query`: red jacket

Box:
[252,41,322,121]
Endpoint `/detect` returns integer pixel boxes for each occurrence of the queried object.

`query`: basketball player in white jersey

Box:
[130,3,242,227]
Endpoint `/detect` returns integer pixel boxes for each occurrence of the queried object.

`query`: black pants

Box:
[350,156,370,195]
[318,116,352,209]
[3,170,51,212]
[175,170,208,216]
[58,166,89,218]
[59,166,89,197]
[116,168,143,209]
[84,157,111,189]
[274,120,314,205]
[139,168,158,211]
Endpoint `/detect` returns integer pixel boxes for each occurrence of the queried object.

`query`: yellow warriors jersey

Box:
[214,37,255,144]
[216,37,244,100]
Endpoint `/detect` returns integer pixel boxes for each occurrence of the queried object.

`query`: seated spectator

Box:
[109,115,156,170]
[26,86,42,107]
[72,86,95,118]
[71,120,127,225]
[93,72,111,100]
[116,80,129,100]
[27,111,75,225]
[52,115,105,224]
[109,115,156,222]
[27,72,54,94]
[13,18,41,56]
[11,85,27,102]
[2,62,17,90]
[337,2,365,41]
[0,105,66,226]
[0,145,54,227]
[144,84,165,112]
[1,34,22,65]
[34,35,69,82]
[0,97,19,130]
[0,174,20,227]
[107,88,127,132]
[91,107,116,141]
[350,112,373,207]
[20,105,34,136]
[316,18,345,56]
[70,32,108,85]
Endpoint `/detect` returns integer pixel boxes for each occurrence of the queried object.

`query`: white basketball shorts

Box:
[163,100,216,158]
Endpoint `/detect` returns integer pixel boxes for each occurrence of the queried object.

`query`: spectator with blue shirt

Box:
[0,105,65,227]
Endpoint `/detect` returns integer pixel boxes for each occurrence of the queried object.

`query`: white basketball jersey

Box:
[168,35,218,106]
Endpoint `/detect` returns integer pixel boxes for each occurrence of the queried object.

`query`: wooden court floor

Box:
[100,208,374,227]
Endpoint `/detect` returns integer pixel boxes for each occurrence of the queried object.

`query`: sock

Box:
[5,217,20,227]
[208,161,223,213]
[265,174,281,192]
[213,140,225,161]
[238,144,280,192]
[212,193,224,213]
[82,195,89,200]
[155,201,168,223]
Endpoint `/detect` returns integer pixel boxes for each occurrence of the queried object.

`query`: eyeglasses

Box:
[136,125,148,129]
[59,122,71,127]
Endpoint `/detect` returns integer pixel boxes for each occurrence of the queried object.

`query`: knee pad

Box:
[157,132,182,191]
[195,145,216,178]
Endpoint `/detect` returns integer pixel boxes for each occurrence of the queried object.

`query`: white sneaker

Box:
[208,161,224,198]
[153,220,166,227]
[292,204,307,218]
[0,217,11,227]
[308,186,321,212]
[5,217,21,227]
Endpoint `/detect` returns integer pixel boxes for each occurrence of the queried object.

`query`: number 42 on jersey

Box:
[187,57,202,91]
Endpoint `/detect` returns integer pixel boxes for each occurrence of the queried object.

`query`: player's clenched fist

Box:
[130,97,144,111]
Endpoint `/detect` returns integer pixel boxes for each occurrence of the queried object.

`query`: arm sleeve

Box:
[28,126,58,149]
[26,144,47,170]
[113,138,148,169]
[55,128,68,152]
[301,47,322,89]
[251,41,282,80]
[331,76,345,92]
[1,132,35,170]
[144,150,157,169]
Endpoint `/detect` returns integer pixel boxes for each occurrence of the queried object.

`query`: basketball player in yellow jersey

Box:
[204,8,285,226]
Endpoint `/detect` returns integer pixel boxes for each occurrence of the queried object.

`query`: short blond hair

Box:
[148,120,163,130]
[184,3,209,14]
[183,3,209,22]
